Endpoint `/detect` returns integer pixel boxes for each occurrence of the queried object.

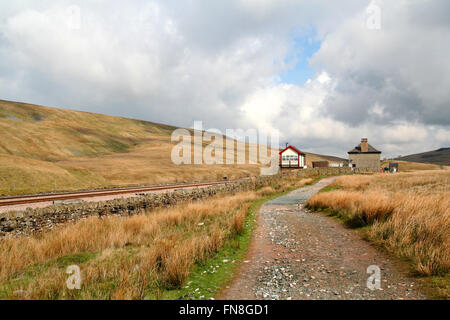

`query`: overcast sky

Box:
[1,0,449,158]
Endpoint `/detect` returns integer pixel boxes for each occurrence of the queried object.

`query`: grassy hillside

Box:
[0,100,177,160]
[0,99,342,196]
[0,100,261,195]
[397,148,450,166]
[381,160,444,172]
[0,99,348,195]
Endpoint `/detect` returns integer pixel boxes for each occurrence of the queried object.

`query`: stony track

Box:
[220,177,426,300]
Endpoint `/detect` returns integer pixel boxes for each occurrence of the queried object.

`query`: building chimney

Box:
[361,138,369,152]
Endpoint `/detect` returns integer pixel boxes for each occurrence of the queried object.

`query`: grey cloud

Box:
[312,0,450,127]
[0,1,448,159]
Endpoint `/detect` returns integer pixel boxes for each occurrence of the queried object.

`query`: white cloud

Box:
[317,72,331,84]
[311,0,450,127]
[0,1,448,159]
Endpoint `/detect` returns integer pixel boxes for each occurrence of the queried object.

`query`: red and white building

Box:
[279,145,306,170]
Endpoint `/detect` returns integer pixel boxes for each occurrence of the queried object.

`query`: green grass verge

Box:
[0,187,302,300]
[319,185,341,193]
[0,176,331,300]
[147,190,290,300]
[147,177,327,300]
[0,252,99,299]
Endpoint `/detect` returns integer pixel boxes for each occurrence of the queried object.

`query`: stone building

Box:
[348,138,381,172]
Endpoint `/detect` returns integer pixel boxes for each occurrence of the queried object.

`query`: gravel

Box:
[220,177,426,300]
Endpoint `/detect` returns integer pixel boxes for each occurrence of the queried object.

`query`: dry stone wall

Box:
[0,167,370,237]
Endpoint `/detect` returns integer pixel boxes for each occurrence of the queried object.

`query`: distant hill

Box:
[0,99,340,195]
[381,160,443,172]
[304,152,347,165]
[397,148,450,165]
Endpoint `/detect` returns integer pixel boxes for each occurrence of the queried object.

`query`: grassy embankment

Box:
[306,170,450,299]
[0,174,317,299]
[0,99,342,196]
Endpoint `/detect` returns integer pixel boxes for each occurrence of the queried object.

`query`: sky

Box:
[0,0,449,158]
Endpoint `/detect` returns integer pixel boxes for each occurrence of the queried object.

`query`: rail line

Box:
[0,179,243,207]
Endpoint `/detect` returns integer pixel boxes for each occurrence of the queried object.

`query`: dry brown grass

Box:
[307,171,450,278]
[297,178,315,187]
[256,186,276,196]
[0,192,256,278]
[0,169,321,299]
[0,188,267,299]
[0,100,265,194]
[0,100,337,195]
[332,175,372,190]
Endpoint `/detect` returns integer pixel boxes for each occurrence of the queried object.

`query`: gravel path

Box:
[220,177,426,300]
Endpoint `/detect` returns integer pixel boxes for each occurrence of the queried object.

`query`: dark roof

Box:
[279,145,305,155]
[348,143,381,154]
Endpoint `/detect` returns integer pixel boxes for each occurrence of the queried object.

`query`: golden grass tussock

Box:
[297,178,314,187]
[333,175,372,190]
[256,186,275,196]
[0,185,273,298]
[0,192,258,280]
[307,190,396,226]
[369,193,449,276]
[307,171,450,276]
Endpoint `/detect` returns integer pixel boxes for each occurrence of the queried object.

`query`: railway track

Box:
[0,179,242,207]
